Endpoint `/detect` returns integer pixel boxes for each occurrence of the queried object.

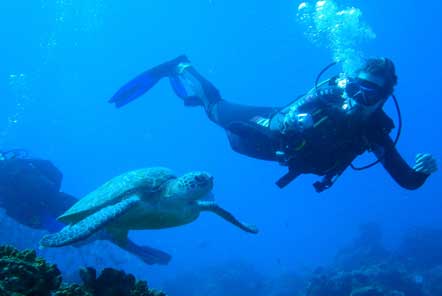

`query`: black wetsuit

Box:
[204,80,429,191]
[0,157,76,231]
[107,56,429,192]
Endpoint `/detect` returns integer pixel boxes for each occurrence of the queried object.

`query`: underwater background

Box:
[1,0,442,294]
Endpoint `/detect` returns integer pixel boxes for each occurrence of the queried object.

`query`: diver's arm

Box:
[269,90,334,134]
[269,110,289,132]
[372,135,429,190]
[269,96,313,133]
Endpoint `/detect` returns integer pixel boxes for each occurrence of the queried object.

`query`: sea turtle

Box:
[39,167,258,248]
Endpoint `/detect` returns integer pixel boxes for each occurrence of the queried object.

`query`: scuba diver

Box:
[108,55,437,192]
[0,149,171,264]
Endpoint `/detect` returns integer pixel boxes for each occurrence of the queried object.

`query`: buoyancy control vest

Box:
[274,78,395,191]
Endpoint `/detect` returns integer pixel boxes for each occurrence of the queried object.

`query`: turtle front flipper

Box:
[197,201,259,234]
[40,195,141,247]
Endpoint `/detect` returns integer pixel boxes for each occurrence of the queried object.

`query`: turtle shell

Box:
[58,167,175,224]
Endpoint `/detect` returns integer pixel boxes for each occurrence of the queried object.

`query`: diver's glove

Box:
[413,153,438,175]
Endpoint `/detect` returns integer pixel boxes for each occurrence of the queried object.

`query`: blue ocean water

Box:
[1,0,442,294]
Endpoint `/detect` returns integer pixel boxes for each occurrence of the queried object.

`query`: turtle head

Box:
[165,171,214,200]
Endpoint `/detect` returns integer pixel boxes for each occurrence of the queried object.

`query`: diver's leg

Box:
[210,100,279,129]
[175,60,284,161]
[169,61,222,114]
[109,54,279,127]
[174,62,279,129]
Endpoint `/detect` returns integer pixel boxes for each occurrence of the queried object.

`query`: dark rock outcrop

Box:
[0,245,165,296]
[0,245,62,295]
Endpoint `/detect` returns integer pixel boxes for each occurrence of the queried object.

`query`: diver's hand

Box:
[413,153,437,175]
[280,110,298,134]
[280,110,313,134]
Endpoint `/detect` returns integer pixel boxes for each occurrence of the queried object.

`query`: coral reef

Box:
[54,284,92,296]
[0,245,62,295]
[79,267,166,296]
[306,262,424,296]
[334,223,391,271]
[305,224,442,296]
[4,223,442,296]
[0,245,165,296]
[163,223,442,296]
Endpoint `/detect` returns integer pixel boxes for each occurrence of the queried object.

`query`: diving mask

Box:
[346,78,386,107]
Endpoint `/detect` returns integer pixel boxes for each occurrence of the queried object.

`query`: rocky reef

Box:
[305,224,442,296]
[0,245,61,295]
[0,245,165,296]
[306,262,424,296]
[153,223,442,296]
[4,222,442,296]
[76,267,165,296]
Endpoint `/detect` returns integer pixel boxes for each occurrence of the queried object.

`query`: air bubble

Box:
[296,0,376,74]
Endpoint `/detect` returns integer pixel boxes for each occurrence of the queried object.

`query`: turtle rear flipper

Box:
[197,201,259,234]
[40,195,141,248]
[121,239,172,265]
[106,228,172,265]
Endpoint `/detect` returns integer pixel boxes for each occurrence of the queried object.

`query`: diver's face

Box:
[346,71,390,115]
[357,72,387,91]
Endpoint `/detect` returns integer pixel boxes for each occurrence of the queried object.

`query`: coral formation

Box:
[0,245,165,296]
[54,284,92,296]
[162,223,442,296]
[305,224,442,296]
[334,223,390,271]
[306,262,424,296]
[4,223,442,296]
[0,245,62,295]
[79,267,166,296]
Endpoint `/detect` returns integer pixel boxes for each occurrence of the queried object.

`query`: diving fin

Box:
[168,75,202,107]
[109,55,189,108]
[168,75,189,99]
